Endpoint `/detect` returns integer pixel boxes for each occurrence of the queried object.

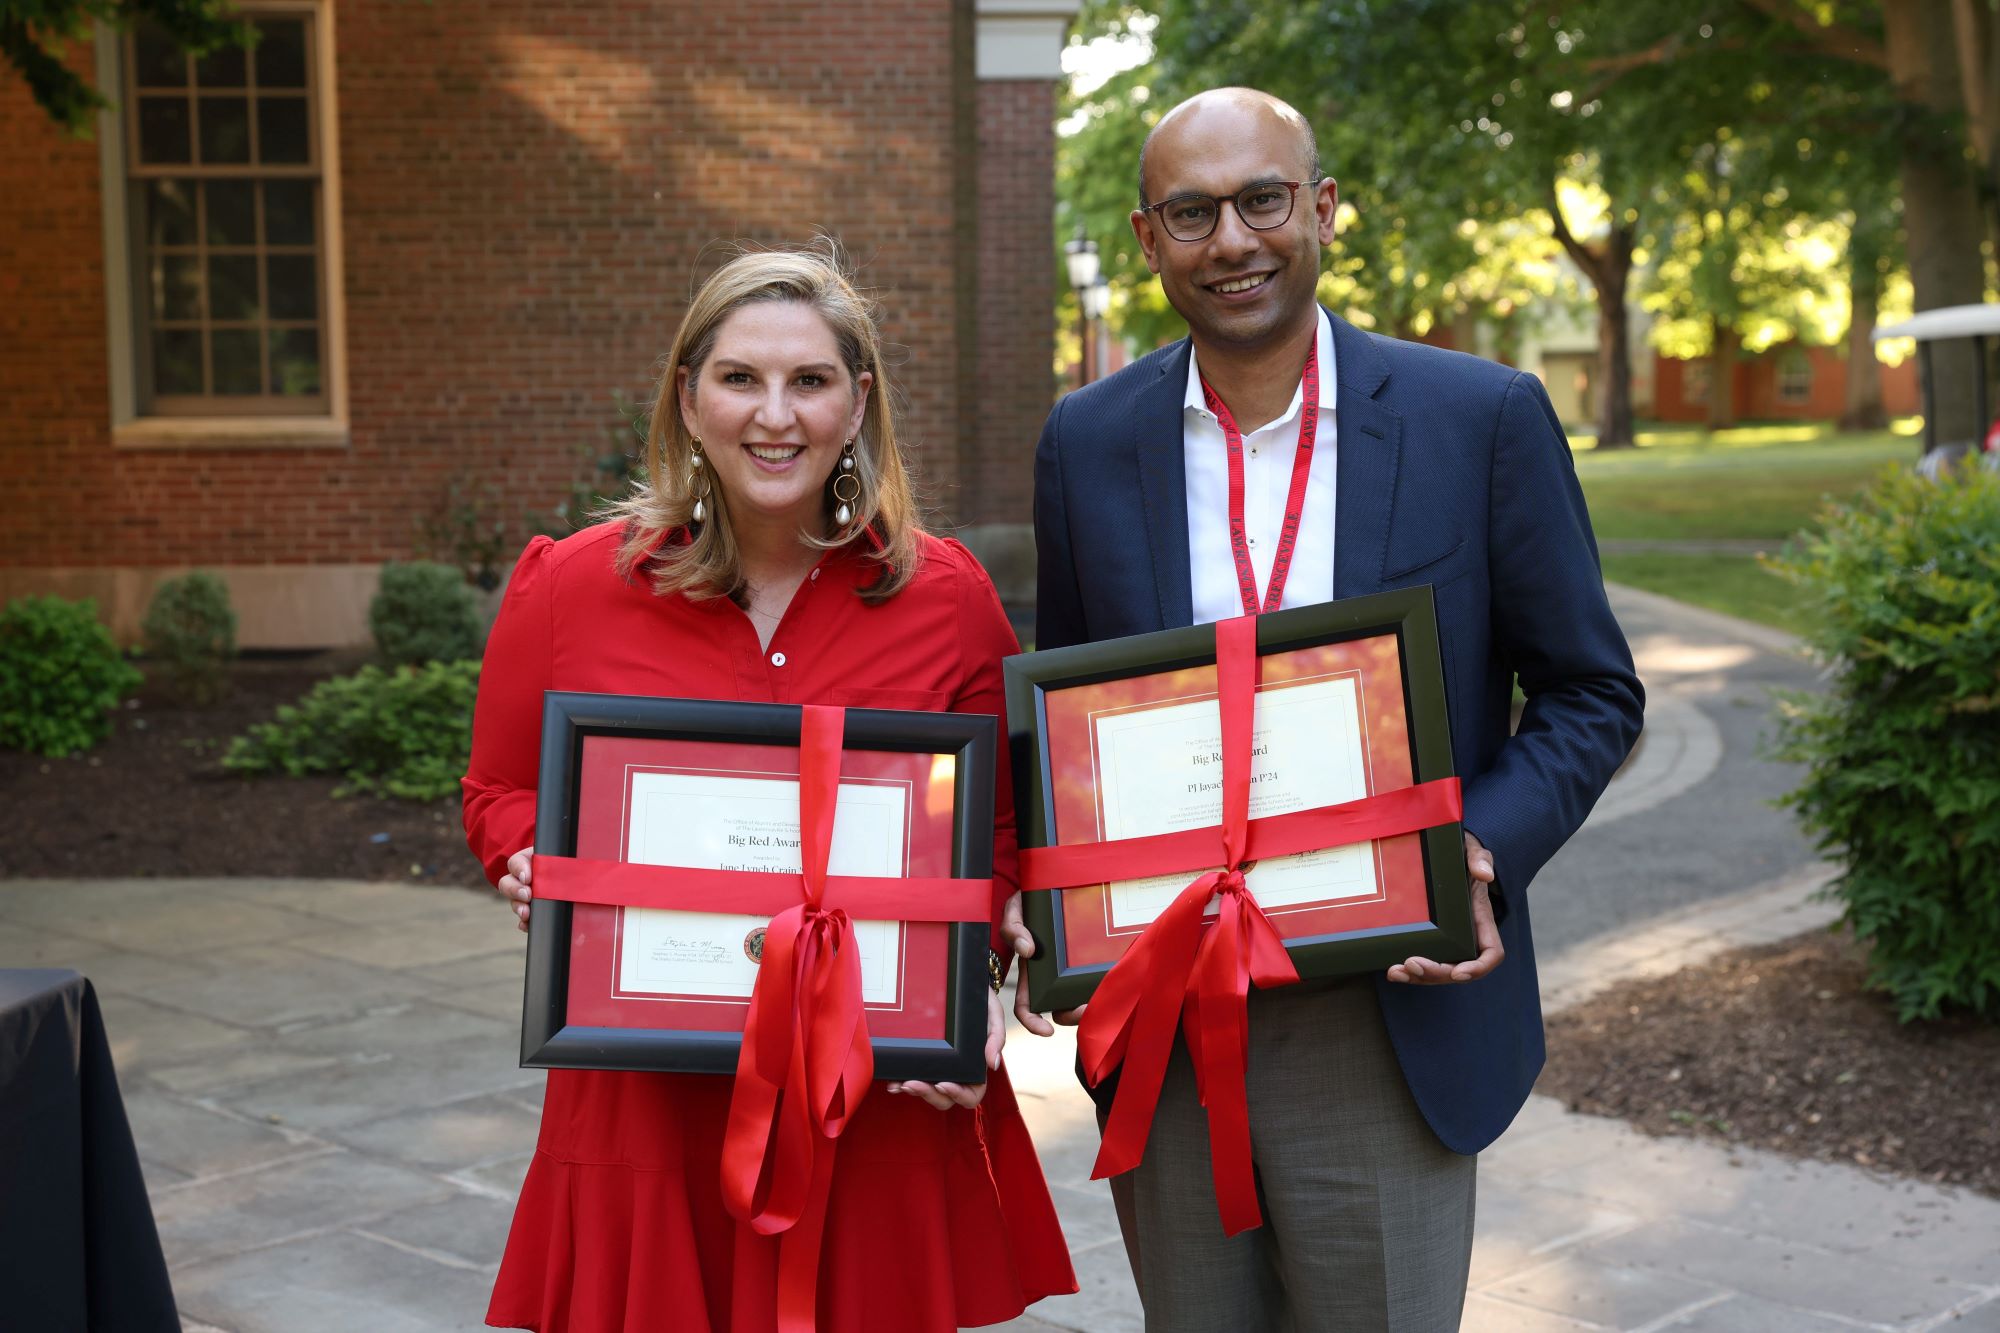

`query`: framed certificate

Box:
[521,693,995,1082]
[1005,590,1472,1011]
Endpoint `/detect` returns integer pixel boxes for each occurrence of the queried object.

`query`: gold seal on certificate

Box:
[616,770,909,1005]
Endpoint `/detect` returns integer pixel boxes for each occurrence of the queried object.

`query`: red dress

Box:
[462,524,1077,1332]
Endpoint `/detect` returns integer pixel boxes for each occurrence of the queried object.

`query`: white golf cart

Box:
[1871,302,2000,476]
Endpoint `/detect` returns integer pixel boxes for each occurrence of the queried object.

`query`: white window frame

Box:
[97,0,349,450]
[1777,348,1813,405]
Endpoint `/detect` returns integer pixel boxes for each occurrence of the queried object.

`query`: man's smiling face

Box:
[1131,92,1336,352]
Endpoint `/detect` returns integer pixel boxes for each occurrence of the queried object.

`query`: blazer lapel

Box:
[1329,311,1401,599]
[1133,339,1195,629]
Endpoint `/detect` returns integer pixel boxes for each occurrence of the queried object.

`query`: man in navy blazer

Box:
[1002,89,1643,1330]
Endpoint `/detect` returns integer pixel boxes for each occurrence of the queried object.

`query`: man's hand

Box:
[1387,831,1503,984]
[499,846,534,933]
[1000,890,1085,1035]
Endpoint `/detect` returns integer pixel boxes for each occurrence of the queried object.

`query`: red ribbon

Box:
[532,705,988,1333]
[1204,337,1319,615]
[1016,616,1463,1236]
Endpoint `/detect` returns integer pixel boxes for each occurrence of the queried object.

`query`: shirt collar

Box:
[1183,306,1338,426]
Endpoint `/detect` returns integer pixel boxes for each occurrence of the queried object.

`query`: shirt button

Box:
[771,652,787,667]
[808,569,819,582]
[1249,537,1259,547]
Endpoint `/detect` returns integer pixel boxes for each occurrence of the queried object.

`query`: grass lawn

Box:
[1566,419,1921,633]
[1597,551,1812,636]
[1571,419,1920,541]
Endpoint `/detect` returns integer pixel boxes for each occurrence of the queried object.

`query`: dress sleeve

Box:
[949,544,1024,966]
[462,536,557,886]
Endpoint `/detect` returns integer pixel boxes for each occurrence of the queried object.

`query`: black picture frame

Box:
[1004,590,1471,1012]
[522,692,995,1083]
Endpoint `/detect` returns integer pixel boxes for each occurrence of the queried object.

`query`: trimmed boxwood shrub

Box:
[1769,465,2000,1021]
[0,595,143,757]
[141,571,237,704]
[223,659,479,801]
[370,561,483,666]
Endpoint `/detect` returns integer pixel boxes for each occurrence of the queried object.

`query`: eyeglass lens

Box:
[1159,183,1298,242]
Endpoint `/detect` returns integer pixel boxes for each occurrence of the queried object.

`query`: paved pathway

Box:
[2,587,1995,1332]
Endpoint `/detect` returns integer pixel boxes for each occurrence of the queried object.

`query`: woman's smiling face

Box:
[678,300,872,537]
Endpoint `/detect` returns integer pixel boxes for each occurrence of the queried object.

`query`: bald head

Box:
[1138,88,1319,206]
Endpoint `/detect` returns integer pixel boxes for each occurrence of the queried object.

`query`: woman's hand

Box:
[886,981,1003,1111]
[499,846,534,932]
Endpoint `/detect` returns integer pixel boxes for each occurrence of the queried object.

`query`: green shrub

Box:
[222,659,479,801]
[1768,465,2000,1022]
[141,572,237,704]
[0,595,144,756]
[369,561,482,665]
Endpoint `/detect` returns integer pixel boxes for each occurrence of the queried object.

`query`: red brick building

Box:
[1650,344,1920,425]
[0,0,1074,645]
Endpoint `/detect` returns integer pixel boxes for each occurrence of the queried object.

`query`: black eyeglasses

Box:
[1143,179,1321,243]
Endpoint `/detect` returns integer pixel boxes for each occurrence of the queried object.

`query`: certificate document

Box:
[617,772,908,1003]
[1094,674,1379,928]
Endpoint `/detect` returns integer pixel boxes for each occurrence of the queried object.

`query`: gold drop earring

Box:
[832,438,861,528]
[689,437,712,525]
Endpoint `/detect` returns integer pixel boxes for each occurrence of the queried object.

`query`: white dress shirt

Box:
[1183,308,1338,626]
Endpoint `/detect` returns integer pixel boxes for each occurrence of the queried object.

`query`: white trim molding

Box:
[976,0,1080,80]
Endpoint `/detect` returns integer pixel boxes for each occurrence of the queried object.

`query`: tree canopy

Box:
[1060,1,1939,444]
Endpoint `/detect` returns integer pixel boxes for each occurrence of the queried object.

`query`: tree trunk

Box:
[1707,320,1740,430]
[1842,263,1887,431]
[1887,0,1990,446]
[1591,229,1637,448]
[1950,0,2000,239]
[1550,181,1638,448]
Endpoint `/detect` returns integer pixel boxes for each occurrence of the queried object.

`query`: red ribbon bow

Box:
[532,705,990,1333]
[1014,615,1465,1236]
[718,705,869,1333]
[1076,615,1299,1234]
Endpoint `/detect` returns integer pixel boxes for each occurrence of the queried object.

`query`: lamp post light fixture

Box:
[1064,225,1100,388]
[1080,276,1111,385]
[1063,224,1101,291]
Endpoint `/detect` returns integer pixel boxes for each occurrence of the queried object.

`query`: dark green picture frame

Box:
[1003,590,1471,1012]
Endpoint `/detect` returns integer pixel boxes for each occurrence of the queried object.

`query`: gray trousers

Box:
[1115,978,1476,1333]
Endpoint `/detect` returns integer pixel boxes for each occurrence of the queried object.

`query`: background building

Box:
[0,0,1074,646]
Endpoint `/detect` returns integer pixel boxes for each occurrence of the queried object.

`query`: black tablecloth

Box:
[0,969,178,1332]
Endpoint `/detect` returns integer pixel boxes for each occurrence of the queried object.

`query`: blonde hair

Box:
[610,244,924,603]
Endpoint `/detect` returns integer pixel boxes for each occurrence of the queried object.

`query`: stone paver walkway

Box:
[5,869,1995,1333]
[3,587,1996,1331]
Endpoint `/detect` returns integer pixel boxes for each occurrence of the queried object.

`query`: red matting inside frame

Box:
[1042,634,1430,967]
[562,735,956,1040]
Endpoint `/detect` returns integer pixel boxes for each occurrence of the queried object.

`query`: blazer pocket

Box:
[830,686,951,713]
[1382,536,1469,584]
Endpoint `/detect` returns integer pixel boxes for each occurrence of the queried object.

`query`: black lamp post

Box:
[1064,225,1101,389]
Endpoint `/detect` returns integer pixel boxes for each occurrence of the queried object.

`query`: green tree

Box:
[3,1,247,135]
[1736,1,1986,442]
[1063,1,1902,448]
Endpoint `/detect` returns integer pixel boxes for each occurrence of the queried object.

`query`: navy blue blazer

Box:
[1032,310,1644,1154]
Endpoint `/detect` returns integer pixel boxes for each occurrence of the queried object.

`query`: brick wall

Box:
[968,77,1057,528]
[0,0,972,582]
[1651,346,1920,424]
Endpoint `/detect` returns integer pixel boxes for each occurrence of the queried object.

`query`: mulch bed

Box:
[0,657,487,888]
[1539,929,2000,1198]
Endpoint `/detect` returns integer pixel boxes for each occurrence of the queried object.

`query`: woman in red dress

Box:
[462,247,1076,1331]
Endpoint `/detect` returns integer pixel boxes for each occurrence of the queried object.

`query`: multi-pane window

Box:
[1777,349,1814,404]
[125,13,326,414]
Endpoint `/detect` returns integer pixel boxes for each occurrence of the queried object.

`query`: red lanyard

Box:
[1200,340,1319,615]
